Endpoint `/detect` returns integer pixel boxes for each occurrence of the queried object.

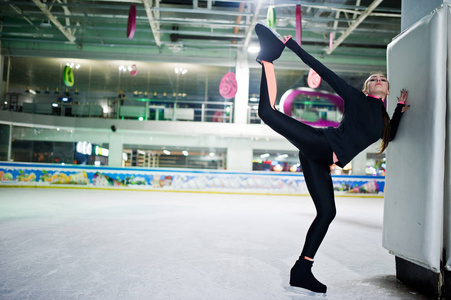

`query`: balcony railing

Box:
[4,94,236,123]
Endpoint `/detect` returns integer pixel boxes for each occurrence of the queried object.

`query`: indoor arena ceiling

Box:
[0,0,402,73]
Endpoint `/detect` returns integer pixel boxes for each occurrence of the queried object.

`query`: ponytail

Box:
[378,105,391,154]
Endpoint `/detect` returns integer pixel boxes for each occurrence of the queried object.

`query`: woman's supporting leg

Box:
[289,152,336,294]
[298,152,336,259]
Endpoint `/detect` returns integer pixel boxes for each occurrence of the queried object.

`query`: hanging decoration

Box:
[267,5,276,28]
[307,68,322,89]
[329,33,333,50]
[130,64,138,76]
[219,72,238,99]
[296,4,302,46]
[127,5,136,39]
[63,65,74,87]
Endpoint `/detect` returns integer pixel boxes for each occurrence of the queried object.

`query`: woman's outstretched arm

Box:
[284,36,360,99]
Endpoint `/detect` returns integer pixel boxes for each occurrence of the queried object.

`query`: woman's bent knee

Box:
[319,208,336,224]
[258,106,273,123]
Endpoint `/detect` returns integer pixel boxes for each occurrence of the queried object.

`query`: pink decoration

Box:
[212,111,225,122]
[296,5,302,46]
[127,5,136,39]
[329,32,333,50]
[307,68,321,89]
[130,64,137,76]
[219,72,238,99]
[280,88,343,128]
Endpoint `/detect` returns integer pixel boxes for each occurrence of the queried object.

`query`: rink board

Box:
[0,162,384,196]
[384,6,447,273]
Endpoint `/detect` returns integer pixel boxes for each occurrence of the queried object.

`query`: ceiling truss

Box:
[0,0,402,72]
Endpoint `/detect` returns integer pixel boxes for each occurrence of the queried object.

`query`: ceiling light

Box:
[290,165,298,172]
[248,45,260,53]
[273,164,283,172]
[182,150,189,156]
[276,154,289,160]
[163,150,171,155]
[260,153,270,159]
[174,67,187,75]
[40,20,51,28]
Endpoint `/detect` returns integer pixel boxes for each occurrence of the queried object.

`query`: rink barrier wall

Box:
[0,162,385,197]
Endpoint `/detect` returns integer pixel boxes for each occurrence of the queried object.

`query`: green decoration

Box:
[267,6,276,29]
[63,65,74,87]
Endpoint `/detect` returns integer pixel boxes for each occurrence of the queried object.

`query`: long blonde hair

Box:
[362,72,391,154]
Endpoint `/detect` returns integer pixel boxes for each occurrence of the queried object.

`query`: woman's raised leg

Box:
[258,62,333,162]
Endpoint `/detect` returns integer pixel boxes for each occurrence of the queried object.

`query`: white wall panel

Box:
[446,5,451,272]
[383,7,447,273]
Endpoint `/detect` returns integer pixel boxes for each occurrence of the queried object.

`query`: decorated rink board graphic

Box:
[0,162,384,195]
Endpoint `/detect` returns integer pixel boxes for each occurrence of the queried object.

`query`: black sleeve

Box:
[285,38,362,100]
[389,103,404,141]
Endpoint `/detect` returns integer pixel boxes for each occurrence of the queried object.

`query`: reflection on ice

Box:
[0,188,430,299]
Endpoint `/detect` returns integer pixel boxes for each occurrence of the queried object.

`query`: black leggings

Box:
[259,65,336,259]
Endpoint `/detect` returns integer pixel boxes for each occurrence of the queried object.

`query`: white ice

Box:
[0,188,431,299]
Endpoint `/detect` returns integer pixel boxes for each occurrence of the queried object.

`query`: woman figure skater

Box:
[255,22,409,294]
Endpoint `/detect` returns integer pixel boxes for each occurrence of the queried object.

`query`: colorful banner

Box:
[0,162,384,196]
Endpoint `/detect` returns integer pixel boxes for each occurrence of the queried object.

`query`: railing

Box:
[247,104,262,124]
[112,98,234,123]
[4,94,236,123]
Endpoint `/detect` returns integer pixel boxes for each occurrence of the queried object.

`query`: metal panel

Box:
[383,6,447,273]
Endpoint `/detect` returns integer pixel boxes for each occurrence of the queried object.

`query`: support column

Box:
[351,143,379,175]
[0,54,4,102]
[108,131,123,167]
[351,149,367,175]
[226,140,253,171]
[234,50,250,125]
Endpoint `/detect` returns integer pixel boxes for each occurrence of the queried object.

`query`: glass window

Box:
[0,124,10,161]
[123,146,226,170]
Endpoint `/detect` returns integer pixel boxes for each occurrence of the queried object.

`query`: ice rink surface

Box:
[0,188,433,300]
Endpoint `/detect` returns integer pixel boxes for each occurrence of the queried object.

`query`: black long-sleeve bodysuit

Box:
[258,38,404,259]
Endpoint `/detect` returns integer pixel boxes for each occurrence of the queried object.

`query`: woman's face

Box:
[366,74,390,97]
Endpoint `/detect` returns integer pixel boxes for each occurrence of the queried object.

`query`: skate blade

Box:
[284,286,327,297]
